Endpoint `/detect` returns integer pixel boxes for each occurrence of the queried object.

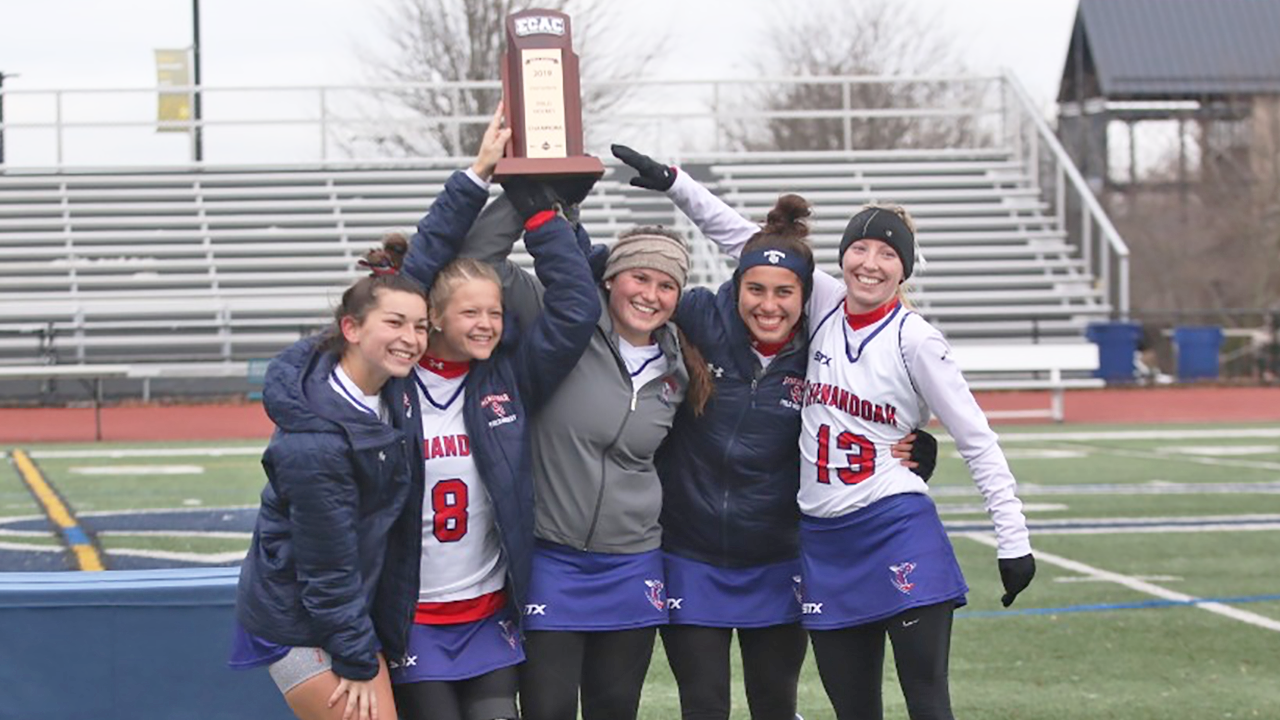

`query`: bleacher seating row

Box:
[0,149,1111,367]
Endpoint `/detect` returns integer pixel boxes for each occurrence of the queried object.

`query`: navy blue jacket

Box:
[657,280,810,568]
[404,173,600,616]
[237,338,425,681]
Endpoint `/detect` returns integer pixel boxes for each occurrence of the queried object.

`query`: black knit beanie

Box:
[837,208,915,280]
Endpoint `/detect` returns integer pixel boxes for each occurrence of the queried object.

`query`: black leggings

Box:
[518,627,657,720]
[660,623,808,720]
[392,665,518,720]
[809,601,956,720]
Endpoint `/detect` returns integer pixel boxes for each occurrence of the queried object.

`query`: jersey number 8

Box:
[431,478,469,542]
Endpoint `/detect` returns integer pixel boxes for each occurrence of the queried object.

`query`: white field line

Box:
[97,530,252,539]
[959,532,1280,632]
[0,541,62,553]
[0,529,55,537]
[76,505,257,518]
[959,428,1280,443]
[1046,442,1280,472]
[933,481,1280,497]
[104,548,248,564]
[28,447,264,459]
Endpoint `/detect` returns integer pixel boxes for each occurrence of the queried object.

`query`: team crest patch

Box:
[480,393,518,427]
[890,562,917,594]
[498,619,519,650]
[659,377,678,407]
[644,579,666,610]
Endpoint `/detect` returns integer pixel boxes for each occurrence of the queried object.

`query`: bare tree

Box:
[355,0,661,157]
[725,0,984,152]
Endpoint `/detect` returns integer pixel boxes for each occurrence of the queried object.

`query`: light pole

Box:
[0,71,12,167]
[192,0,204,162]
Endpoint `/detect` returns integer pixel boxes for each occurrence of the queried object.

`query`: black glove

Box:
[611,144,676,192]
[907,428,938,482]
[549,175,598,208]
[500,177,561,221]
[999,554,1036,607]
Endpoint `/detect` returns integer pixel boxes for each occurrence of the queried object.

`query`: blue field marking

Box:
[958,593,1280,619]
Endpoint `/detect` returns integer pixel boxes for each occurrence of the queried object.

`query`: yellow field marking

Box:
[10,449,105,571]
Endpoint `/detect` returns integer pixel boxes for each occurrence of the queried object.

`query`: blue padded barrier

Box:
[0,568,291,720]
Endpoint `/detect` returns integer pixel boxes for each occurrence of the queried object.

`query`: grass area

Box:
[4,425,1280,718]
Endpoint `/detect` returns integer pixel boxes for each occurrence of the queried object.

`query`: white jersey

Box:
[799,302,930,516]
[413,366,506,603]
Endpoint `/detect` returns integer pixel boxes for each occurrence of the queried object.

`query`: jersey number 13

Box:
[815,424,875,484]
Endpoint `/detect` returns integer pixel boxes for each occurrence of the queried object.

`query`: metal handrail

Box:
[999,72,1130,318]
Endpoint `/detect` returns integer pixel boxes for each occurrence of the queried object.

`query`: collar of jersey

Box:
[845,299,900,331]
[750,326,800,357]
[418,355,471,379]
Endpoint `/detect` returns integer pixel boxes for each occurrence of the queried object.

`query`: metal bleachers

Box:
[0,145,1114,366]
[699,149,1110,341]
[0,164,634,364]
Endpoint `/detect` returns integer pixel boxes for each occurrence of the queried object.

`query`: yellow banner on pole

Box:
[155,49,192,132]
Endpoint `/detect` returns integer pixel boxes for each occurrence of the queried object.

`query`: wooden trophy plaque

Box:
[492,9,605,180]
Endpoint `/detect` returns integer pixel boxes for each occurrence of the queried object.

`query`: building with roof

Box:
[1057,0,1280,191]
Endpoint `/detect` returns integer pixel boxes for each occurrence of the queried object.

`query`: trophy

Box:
[492,8,605,180]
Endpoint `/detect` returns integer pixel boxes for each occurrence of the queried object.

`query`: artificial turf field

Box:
[3,422,1279,718]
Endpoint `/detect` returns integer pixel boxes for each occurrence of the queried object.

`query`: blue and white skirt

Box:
[798,492,967,630]
[389,606,524,684]
[522,541,668,632]
[663,552,802,628]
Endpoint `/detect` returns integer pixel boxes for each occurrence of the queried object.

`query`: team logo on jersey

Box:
[481,393,518,427]
[890,562,917,594]
[781,376,805,410]
[707,362,725,378]
[659,377,678,407]
[644,579,666,610]
[498,619,519,650]
[764,249,787,264]
[812,350,833,366]
[792,574,804,605]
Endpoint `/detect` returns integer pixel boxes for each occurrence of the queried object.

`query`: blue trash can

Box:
[1173,326,1224,381]
[1085,321,1143,383]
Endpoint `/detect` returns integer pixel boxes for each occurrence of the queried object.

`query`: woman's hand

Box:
[472,102,513,181]
[328,677,379,720]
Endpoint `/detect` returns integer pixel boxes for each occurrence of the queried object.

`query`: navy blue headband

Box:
[734,247,814,301]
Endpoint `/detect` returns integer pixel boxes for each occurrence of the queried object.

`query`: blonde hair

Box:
[427,258,502,333]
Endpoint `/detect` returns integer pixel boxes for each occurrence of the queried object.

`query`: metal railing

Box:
[0,73,1129,319]
[999,74,1131,319]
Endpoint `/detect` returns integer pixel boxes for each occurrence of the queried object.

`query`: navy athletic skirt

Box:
[663,552,802,628]
[522,541,668,631]
[798,492,967,630]
[389,605,524,683]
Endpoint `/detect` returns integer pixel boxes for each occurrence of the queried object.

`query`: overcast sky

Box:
[0,0,1081,165]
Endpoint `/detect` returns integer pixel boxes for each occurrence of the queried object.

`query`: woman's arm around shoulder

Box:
[898,313,1031,559]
